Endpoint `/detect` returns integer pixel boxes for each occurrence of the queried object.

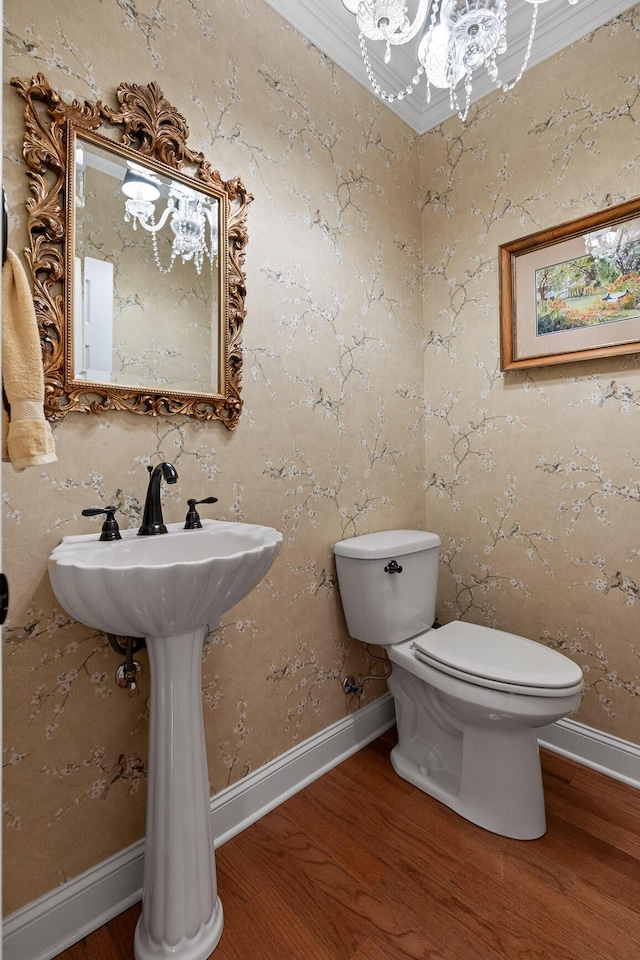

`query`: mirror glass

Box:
[73,135,222,394]
[12,76,252,428]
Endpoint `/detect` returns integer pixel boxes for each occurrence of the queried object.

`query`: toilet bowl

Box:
[333,530,584,840]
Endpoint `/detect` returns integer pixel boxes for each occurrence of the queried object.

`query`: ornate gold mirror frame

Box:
[11,74,252,429]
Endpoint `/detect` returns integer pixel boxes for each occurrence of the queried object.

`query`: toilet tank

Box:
[333,530,441,647]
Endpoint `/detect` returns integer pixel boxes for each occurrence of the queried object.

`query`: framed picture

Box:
[499,196,640,371]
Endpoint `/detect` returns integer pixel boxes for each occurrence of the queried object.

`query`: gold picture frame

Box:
[500,196,640,371]
[11,74,252,428]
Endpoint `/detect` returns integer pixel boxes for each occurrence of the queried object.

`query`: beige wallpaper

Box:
[3,0,640,919]
[2,0,424,913]
[421,6,640,738]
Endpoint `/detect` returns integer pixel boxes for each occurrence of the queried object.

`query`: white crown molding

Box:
[263,0,638,134]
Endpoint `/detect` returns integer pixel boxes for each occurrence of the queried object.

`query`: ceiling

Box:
[263,0,637,134]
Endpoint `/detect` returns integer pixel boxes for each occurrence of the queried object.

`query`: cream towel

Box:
[2,248,57,471]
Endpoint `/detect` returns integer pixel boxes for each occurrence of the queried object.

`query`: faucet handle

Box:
[82,506,122,541]
[184,497,218,530]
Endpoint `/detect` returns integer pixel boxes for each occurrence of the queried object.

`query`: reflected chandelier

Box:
[121,165,218,276]
[584,221,640,262]
[341,0,580,120]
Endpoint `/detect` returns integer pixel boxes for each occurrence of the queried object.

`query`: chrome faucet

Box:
[138,462,179,536]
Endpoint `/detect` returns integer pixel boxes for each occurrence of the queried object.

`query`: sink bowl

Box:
[48,519,282,638]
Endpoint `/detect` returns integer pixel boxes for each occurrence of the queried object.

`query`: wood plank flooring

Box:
[54,729,640,960]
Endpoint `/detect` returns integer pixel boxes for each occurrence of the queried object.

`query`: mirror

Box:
[11,75,252,428]
[74,135,222,394]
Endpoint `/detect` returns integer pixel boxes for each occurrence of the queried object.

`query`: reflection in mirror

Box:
[74,136,221,394]
[11,74,252,428]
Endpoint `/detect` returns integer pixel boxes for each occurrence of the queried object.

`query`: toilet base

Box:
[389,723,547,841]
[384,635,585,841]
[386,655,555,840]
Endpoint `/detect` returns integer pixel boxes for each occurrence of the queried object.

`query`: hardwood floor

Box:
[55,729,640,959]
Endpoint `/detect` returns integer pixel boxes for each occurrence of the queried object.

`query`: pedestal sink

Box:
[48,519,282,960]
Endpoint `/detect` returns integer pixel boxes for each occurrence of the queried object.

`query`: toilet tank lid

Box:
[333,529,441,559]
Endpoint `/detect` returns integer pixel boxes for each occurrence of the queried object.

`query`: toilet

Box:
[333,529,584,840]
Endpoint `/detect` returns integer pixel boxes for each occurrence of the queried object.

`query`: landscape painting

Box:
[500,198,640,370]
[536,229,640,337]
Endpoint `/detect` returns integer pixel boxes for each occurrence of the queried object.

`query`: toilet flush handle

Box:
[384,559,403,574]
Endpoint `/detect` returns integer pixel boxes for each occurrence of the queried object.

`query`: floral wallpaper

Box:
[2,0,424,913]
[421,6,640,738]
[3,0,640,921]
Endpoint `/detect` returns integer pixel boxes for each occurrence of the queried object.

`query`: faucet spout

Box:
[138,462,179,536]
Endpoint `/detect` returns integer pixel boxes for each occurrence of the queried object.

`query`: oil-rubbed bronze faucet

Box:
[138,462,179,535]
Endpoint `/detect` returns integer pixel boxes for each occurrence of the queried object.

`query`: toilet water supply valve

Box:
[108,634,145,697]
[342,644,392,698]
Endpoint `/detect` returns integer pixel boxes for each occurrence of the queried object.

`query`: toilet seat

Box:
[411,621,584,698]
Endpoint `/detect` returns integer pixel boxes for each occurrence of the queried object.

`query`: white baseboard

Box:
[2,694,396,960]
[5,707,639,960]
[538,717,640,790]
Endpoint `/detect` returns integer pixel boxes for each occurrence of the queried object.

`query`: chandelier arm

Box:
[131,204,174,234]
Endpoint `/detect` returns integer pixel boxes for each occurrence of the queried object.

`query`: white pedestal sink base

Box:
[134,627,224,960]
[134,898,224,960]
[48,519,284,959]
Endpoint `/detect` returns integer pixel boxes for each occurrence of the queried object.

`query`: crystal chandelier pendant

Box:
[351,0,430,102]
[124,198,156,227]
[170,209,205,268]
[343,0,583,122]
[441,0,505,118]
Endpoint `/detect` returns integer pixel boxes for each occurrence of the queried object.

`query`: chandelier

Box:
[121,165,218,276]
[341,1,581,121]
[584,221,640,262]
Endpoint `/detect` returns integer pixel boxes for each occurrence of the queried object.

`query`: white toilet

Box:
[333,529,584,840]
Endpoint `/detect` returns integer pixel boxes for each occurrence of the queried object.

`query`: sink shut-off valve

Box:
[108,634,145,697]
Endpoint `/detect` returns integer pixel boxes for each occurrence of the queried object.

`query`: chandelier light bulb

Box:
[419,21,462,90]
[121,168,161,203]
